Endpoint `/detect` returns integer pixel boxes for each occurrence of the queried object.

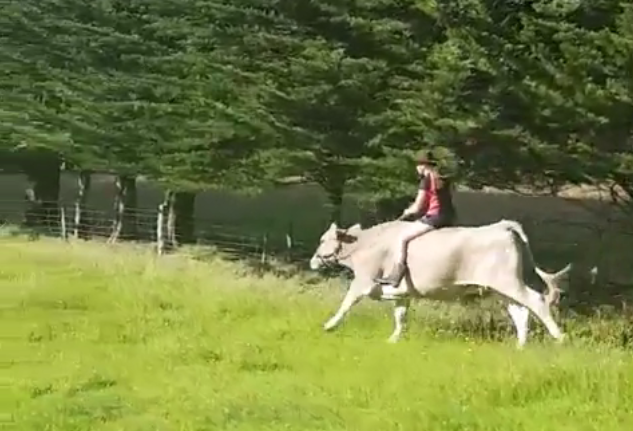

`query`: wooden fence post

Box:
[259,232,269,271]
[156,203,166,255]
[60,206,68,240]
[72,202,80,239]
[285,221,294,262]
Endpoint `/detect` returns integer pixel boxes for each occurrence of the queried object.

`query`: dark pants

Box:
[418,213,455,229]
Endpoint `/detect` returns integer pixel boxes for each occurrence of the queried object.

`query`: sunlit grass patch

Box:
[1,238,632,430]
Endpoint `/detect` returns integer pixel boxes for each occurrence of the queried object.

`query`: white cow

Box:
[309,219,571,346]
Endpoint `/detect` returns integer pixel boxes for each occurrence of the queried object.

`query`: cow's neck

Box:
[335,220,401,269]
[336,231,373,269]
[336,238,363,268]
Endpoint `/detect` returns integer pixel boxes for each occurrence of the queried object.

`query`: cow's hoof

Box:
[323,321,337,332]
[555,334,567,344]
[387,335,400,343]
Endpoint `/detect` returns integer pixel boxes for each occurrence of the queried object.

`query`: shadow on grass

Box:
[401,296,633,349]
[183,239,352,287]
[427,280,633,348]
[0,222,53,240]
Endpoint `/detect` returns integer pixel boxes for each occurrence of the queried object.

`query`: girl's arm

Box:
[403,174,430,215]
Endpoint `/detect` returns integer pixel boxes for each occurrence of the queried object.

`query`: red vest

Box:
[424,173,441,216]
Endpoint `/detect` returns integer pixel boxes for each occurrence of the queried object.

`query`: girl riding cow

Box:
[375,150,457,288]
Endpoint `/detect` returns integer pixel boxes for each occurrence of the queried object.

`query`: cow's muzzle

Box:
[309,251,339,270]
[309,256,322,270]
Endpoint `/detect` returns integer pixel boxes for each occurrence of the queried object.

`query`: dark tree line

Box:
[1,0,632,243]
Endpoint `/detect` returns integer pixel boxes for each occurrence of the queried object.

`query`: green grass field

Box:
[2,237,633,430]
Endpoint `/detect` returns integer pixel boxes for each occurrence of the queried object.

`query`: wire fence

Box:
[0,201,315,265]
[1,199,633,281]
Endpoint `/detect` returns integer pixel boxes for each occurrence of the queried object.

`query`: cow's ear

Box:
[346,223,362,237]
[328,222,337,232]
[336,227,360,244]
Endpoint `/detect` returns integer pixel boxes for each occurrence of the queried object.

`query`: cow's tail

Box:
[501,219,572,306]
[498,219,529,243]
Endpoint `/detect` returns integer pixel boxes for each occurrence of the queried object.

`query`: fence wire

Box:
[1,200,633,279]
[0,202,314,263]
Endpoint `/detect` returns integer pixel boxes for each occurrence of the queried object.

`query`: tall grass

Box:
[2,237,633,430]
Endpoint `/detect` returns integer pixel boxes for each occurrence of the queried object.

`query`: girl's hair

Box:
[426,166,446,189]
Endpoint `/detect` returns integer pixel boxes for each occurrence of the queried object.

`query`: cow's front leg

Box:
[323,278,367,331]
[388,298,411,343]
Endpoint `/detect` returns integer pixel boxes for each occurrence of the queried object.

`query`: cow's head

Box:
[309,222,362,270]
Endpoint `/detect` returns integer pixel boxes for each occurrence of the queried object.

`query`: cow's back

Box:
[402,222,519,293]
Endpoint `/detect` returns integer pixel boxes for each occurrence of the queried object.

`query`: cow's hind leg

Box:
[522,287,565,343]
[388,298,411,343]
[507,303,529,348]
[496,282,564,343]
[323,278,369,331]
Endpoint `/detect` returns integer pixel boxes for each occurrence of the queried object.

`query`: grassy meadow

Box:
[2,236,633,430]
